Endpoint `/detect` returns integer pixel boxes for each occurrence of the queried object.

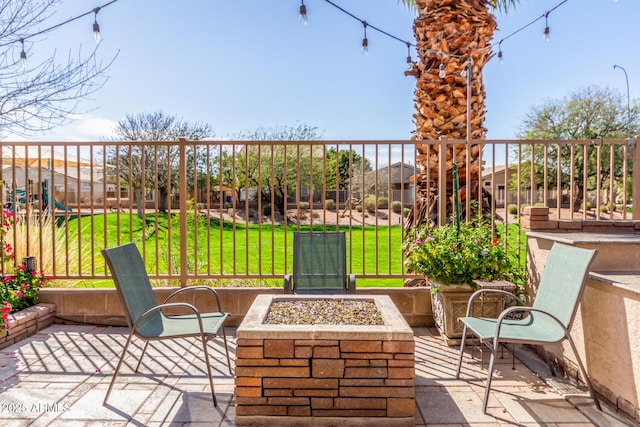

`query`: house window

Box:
[484,181,491,187]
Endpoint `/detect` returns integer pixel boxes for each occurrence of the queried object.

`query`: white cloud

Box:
[3,115,118,142]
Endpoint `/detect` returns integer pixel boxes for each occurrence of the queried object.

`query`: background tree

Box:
[400,0,518,227]
[110,111,215,217]
[0,0,113,136]
[512,85,640,208]
[231,124,322,216]
[325,148,373,200]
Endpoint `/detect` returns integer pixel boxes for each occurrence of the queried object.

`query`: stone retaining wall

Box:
[0,303,56,350]
[39,287,433,327]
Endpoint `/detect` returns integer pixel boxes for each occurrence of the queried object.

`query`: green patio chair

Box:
[101,242,231,407]
[284,231,356,294]
[455,242,600,413]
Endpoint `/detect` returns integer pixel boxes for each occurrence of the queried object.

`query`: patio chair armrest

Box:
[465,288,522,317]
[493,306,569,346]
[347,274,356,293]
[284,274,292,293]
[164,286,225,313]
[133,302,206,334]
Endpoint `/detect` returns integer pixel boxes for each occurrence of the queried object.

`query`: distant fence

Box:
[0,138,636,285]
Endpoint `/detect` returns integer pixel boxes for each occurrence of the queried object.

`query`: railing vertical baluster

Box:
[556,143,561,219]
[596,143,602,218]
[569,144,575,219]
[610,143,615,219]
[270,143,276,275]
[438,140,447,227]
[179,139,188,287]
[622,142,628,220]
[530,143,535,207]
[633,136,640,220]
[583,144,588,220]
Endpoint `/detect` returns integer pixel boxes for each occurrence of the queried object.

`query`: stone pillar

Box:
[521,206,558,231]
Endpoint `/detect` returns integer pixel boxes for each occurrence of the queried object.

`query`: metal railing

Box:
[1,138,637,286]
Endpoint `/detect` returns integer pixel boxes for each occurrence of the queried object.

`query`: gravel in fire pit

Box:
[264,299,383,325]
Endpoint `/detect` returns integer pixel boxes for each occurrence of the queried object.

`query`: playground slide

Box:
[54,199,72,211]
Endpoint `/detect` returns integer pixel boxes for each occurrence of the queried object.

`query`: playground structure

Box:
[1,163,107,213]
[2,146,108,212]
[3,181,71,212]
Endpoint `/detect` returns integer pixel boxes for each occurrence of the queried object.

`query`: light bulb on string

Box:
[498,41,503,64]
[543,12,550,42]
[438,63,446,78]
[460,63,467,78]
[299,1,308,25]
[405,43,413,71]
[93,7,101,43]
[361,21,368,55]
[19,38,26,68]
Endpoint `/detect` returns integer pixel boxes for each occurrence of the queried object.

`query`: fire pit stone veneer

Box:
[235,294,415,426]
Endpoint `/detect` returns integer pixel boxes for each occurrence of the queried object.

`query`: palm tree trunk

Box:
[406,0,497,228]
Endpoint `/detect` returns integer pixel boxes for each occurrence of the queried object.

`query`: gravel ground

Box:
[264,299,383,325]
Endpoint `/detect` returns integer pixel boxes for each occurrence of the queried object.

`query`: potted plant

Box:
[404,217,522,343]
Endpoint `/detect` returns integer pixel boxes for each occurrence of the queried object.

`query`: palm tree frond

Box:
[488,0,520,14]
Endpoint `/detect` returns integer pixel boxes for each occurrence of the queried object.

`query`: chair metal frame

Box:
[101,242,232,407]
[284,231,356,294]
[455,242,601,413]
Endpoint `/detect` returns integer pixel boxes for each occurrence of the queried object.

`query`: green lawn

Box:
[61,213,525,288]
[63,213,407,287]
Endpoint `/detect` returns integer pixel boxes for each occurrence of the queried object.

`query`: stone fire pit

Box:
[235,294,415,426]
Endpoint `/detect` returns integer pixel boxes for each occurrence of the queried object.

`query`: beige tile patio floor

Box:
[0,324,628,426]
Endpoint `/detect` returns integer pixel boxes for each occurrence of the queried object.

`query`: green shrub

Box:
[377,197,389,209]
[507,204,518,215]
[262,204,271,215]
[404,219,521,286]
[325,199,336,210]
[391,201,402,214]
[403,207,410,217]
[599,205,609,213]
[364,195,377,212]
[298,202,310,211]
[581,201,592,210]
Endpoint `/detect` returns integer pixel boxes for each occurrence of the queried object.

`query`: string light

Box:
[493,0,568,63]
[93,7,101,43]
[299,1,308,25]
[543,11,550,42]
[438,63,446,78]
[360,21,369,55]
[308,0,569,70]
[2,0,119,66]
[405,42,413,71]
[19,38,26,68]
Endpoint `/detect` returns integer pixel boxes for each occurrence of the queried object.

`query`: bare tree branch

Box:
[0,0,116,137]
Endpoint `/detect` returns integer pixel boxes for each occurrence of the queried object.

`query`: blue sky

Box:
[6,0,639,142]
